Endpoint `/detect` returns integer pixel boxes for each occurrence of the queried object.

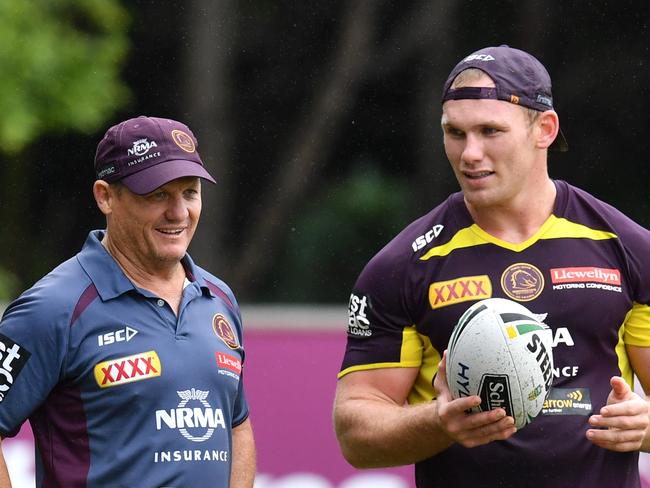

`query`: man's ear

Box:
[93,180,114,216]
[536,110,560,150]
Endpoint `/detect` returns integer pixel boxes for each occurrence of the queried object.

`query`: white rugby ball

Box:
[446,298,554,429]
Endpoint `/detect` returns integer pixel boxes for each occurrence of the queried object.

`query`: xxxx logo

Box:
[428,275,492,309]
[94,351,161,388]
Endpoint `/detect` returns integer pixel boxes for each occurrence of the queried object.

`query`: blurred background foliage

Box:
[267,163,416,302]
[0,0,130,152]
[1,1,650,304]
[0,268,18,303]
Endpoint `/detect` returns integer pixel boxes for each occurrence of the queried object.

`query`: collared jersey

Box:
[0,230,249,487]
[340,181,650,488]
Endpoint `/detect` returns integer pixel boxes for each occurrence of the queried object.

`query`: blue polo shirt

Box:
[0,230,249,487]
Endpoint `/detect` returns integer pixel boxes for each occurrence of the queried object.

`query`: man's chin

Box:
[154,248,188,264]
[463,189,496,207]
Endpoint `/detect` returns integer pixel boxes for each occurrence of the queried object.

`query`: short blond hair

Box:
[450,68,540,126]
[450,68,490,90]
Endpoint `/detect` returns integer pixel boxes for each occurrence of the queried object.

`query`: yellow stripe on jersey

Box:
[336,325,422,379]
[420,215,618,260]
[615,302,650,389]
[623,302,650,347]
[420,225,488,259]
[469,216,559,252]
[401,325,425,364]
[408,334,441,405]
[543,217,618,241]
[616,312,634,388]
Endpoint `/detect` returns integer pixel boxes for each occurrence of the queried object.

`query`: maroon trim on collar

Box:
[70,283,99,327]
[204,279,236,315]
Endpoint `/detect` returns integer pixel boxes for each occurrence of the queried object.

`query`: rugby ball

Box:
[446,298,553,429]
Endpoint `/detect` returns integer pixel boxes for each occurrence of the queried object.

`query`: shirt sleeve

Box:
[624,302,650,346]
[225,287,250,426]
[0,287,70,437]
[231,369,249,427]
[618,219,650,347]
[338,243,424,378]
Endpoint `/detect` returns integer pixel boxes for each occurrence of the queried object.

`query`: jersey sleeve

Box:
[610,209,650,347]
[231,369,249,427]
[622,236,650,346]
[0,286,71,437]
[623,303,650,346]
[230,297,250,426]
[338,241,424,378]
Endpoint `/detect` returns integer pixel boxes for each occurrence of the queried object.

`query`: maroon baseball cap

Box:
[94,116,217,194]
[442,45,568,152]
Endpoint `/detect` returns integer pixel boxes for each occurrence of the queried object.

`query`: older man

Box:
[0,116,255,487]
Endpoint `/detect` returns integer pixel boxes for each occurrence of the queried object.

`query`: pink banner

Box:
[245,329,413,488]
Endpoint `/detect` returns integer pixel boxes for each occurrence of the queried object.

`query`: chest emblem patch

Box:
[501,263,544,301]
[212,314,239,349]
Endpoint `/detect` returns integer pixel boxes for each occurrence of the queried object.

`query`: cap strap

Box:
[443,86,553,113]
[442,87,498,102]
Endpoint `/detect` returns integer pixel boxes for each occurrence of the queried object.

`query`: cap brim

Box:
[550,128,568,152]
[121,160,217,195]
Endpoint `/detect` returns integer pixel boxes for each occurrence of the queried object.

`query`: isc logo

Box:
[411,224,444,252]
[97,326,139,347]
[0,334,31,403]
[463,54,495,62]
[94,350,161,388]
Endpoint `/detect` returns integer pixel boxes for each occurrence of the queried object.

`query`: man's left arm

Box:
[586,345,650,452]
[230,418,255,488]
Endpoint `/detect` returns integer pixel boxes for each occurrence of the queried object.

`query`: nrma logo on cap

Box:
[128,138,158,157]
[463,54,495,62]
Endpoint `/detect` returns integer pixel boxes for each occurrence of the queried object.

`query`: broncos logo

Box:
[501,263,544,301]
[509,269,539,290]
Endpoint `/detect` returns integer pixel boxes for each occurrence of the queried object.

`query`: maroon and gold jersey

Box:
[339,180,650,488]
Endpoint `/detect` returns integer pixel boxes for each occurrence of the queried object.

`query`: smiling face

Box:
[102,177,202,273]
[441,73,546,212]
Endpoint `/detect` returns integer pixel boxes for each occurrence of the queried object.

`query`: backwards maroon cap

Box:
[94,116,217,194]
[442,45,568,152]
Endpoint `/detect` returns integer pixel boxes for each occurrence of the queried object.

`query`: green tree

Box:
[0,0,130,152]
